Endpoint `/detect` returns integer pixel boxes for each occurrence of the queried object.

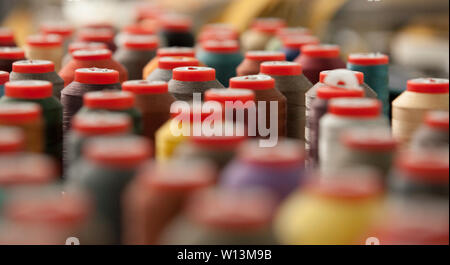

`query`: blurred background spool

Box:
[39,22,74,54]
[158,13,195,47]
[146,56,199,82]
[281,35,319,62]
[143,46,196,80]
[392,78,449,147]
[410,110,449,151]
[241,17,286,52]
[0,102,43,153]
[266,26,311,52]
[0,126,24,154]
[62,41,107,68]
[76,28,117,52]
[0,70,8,96]
[236,50,285,76]
[0,27,16,47]
[24,34,63,72]
[0,47,26,73]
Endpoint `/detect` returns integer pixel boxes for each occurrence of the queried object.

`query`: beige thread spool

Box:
[25,34,64,72]
[392,78,449,147]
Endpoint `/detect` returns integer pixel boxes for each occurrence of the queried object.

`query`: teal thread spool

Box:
[347,53,389,116]
[197,40,243,87]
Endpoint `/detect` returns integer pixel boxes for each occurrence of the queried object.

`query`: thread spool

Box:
[392,78,449,146]
[122,80,175,146]
[281,35,319,62]
[62,41,108,67]
[275,168,383,245]
[25,34,63,72]
[40,22,74,53]
[295,44,346,83]
[161,188,277,245]
[320,69,377,98]
[10,60,64,99]
[113,35,158,80]
[229,74,287,137]
[146,56,199,82]
[0,103,44,153]
[236,50,285,76]
[0,27,16,47]
[411,111,449,151]
[115,23,155,47]
[66,135,151,243]
[0,47,26,72]
[0,126,24,154]
[0,71,8,97]
[122,159,215,245]
[241,17,286,52]
[77,28,117,52]
[158,14,195,47]
[1,80,62,169]
[61,68,121,133]
[220,138,305,202]
[65,112,131,170]
[266,27,311,51]
[59,49,128,87]
[347,53,390,116]
[260,61,312,139]
[174,120,246,170]
[198,24,239,43]
[319,98,388,173]
[197,40,243,87]
[168,66,224,101]
[307,86,364,168]
[80,90,142,134]
[204,88,255,130]
[337,127,397,179]
[142,47,195,79]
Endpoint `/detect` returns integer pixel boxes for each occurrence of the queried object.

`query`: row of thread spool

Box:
[0,6,449,245]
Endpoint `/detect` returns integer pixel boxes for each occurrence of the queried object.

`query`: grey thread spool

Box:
[260,61,312,140]
[61,68,121,134]
[147,56,199,82]
[319,98,388,174]
[113,35,158,80]
[168,66,224,101]
[410,111,449,151]
[10,60,64,100]
[335,127,397,180]
[305,69,360,156]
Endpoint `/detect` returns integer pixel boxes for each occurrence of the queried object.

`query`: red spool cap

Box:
[123,24,155,35]
[202,40,239,53]
[238,139,304,167]
[40,23,74,37]
[12,60,54,74]
[158,56,199,70]
[0,127,24,153]
[320,69,364,84]
[0,71,9,84]
[160,14,192,32]
[26,34,62,47]
[143,161,215,192]
[5,80,53,99]
[328,98,381,118]
[396,150,449,183]
[425,111,449,131]
[186,189,275,230]
[251,18,286,34]
[406,78,449,94]
[0,27,14,43]
[0,154,55,186]
[260,61,302,76]
[122,80,168,94]
[229,75,275,90]
[157,47,195,57]
[172,66,215,82]
[124,35,158,50]
[72,112,131,135]
[205,88,255,104]
[0,47,26,60]
[341,127,397,151]
[301,44,340,58]
[78,29,114,42]
[84,90,135,110]
[0,103,41,124]
[68,42,108,53]
[84,136,151,167]
[72,49,112,60]
[245,50,285,61]
[307,169,383,200]
[347,53,389,66]
[74,68,119,84]
[316,86,364,100]
[282,35,320,50]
